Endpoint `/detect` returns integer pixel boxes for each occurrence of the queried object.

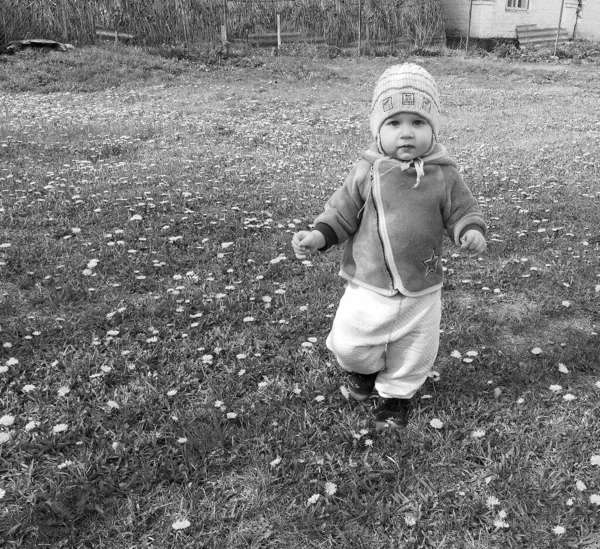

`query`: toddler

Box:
[292,64,486,430]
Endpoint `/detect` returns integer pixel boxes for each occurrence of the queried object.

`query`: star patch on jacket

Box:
[422,250,439,277]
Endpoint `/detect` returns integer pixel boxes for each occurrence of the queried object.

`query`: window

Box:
[507,0,529,8]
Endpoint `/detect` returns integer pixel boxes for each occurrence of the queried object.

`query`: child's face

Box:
[379,112,433,161]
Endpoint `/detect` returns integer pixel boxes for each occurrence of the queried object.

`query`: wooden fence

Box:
[1,0,446,50]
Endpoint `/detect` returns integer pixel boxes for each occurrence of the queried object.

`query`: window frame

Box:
[506,0,530,9]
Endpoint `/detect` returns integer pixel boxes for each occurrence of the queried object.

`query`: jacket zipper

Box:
[369,185,395,289]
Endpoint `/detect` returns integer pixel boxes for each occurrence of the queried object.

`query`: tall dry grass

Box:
[1,0,445,48]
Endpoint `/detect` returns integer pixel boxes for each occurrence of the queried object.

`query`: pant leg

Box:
[375,289,441,399]
[326,283,399,374]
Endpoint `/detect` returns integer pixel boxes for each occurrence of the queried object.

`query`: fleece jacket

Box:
[314,143,487,297]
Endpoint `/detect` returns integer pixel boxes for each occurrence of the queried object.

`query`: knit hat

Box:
[370,64,441,140]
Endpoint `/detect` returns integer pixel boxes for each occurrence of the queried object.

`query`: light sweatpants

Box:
[326,282,441,399]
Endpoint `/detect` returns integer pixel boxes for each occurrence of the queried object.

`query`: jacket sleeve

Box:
[313,158,371,248]
[442,166,487,245]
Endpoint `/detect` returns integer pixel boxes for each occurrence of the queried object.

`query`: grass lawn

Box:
[1,44,599,548]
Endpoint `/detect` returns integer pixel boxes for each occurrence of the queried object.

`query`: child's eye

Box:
[414,120,425,126]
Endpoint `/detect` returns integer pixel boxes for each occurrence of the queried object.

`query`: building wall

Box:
[577,0,600,40]
[442,0,579,39]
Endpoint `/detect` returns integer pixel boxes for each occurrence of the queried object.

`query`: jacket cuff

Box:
[459,224,485,239]
[315,222,338,251]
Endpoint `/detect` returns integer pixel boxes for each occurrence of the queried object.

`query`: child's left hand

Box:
[460,230,486,258]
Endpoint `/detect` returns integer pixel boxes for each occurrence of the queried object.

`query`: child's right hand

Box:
[292,230,325,259]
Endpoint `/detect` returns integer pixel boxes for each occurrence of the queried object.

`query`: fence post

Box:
[357,0,362,55]
[61,0,69,42]
[554,0,566,56]
[466,0,473,52]
[221,0,227,45]
[277,12,281,50]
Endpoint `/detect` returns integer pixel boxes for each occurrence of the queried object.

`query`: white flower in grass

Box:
[595,381,600,389]
[106,400,120,410]
[566,498,574,507]
[0,433,10,444]
[171,519,191,530]
[531,347,542,355]
[270,456,282,467]
[0,415,15,427]
[590,494,600,506]
[430,418,443,429]
[0,366,7,374]
[486,496,500,508]
[576,480,587,492]
[364,439,373,447]
[57,386,70,397]
[129,214,143,221]
[0,488,5,499]
[558,363,569,373]
[307,494,320,505]
[451,350,462,359]
[226,412,237,419]
[563,394,576,401]
[549,384,562,393]
[324,482,337,496]
[340,386,350,400]
[314,395,325,402]
[177,437,188,444]
[243,316,255,322]
[52,423,68,434]
[592,455,600,466]
[25,421,39,431]
[404,513,417,526]
[471,429,486,438]
[493,519,509,529]
[562,301,571,308]
[6,357,18,366]
[552,526,566,535]
[167,389,177,396]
